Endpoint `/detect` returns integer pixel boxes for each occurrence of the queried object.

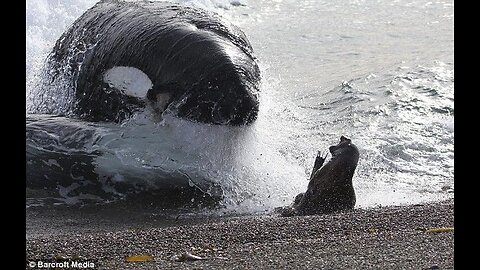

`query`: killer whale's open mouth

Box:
[145,69,259,126]
[102,65,259,125]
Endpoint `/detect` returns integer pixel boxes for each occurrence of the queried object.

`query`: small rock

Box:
[425,227,454,234]
[54,255,69,261]
[171,252,205,262]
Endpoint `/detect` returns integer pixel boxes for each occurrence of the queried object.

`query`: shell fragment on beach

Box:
[125,255,154,262]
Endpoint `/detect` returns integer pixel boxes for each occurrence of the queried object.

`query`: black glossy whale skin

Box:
[46,0,261,125]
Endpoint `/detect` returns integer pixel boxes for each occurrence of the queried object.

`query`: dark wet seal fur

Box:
[280,136,359,216]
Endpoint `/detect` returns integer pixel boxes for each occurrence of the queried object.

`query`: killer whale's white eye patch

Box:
[103,66,153,98]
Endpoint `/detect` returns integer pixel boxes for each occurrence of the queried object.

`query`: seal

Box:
[38,0,260,125]
[281,136,360,216]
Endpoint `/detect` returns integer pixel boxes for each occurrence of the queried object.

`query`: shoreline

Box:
[26,199,454,269]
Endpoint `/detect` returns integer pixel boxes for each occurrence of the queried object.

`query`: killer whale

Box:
[26,114,225,206]
[39,0,261,125]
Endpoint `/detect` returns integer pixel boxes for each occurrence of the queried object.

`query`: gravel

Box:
[26,199,454,269]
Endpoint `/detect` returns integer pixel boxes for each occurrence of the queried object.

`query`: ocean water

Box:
[26,0,454,214]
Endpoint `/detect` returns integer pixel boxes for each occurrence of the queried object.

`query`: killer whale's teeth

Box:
[103,66,153,98]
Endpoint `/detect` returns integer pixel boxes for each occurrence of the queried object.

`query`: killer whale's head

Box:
[142,24,261,126]
[104,49,260,126]
[47,0,261,125]
[103,64,260,126]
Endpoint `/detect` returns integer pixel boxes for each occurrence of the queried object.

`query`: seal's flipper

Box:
[310,150,327,180]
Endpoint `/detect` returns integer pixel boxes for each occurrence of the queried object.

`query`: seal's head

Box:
[329,136,359,166]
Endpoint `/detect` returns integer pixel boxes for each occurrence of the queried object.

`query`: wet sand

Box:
[26,199,453,269]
